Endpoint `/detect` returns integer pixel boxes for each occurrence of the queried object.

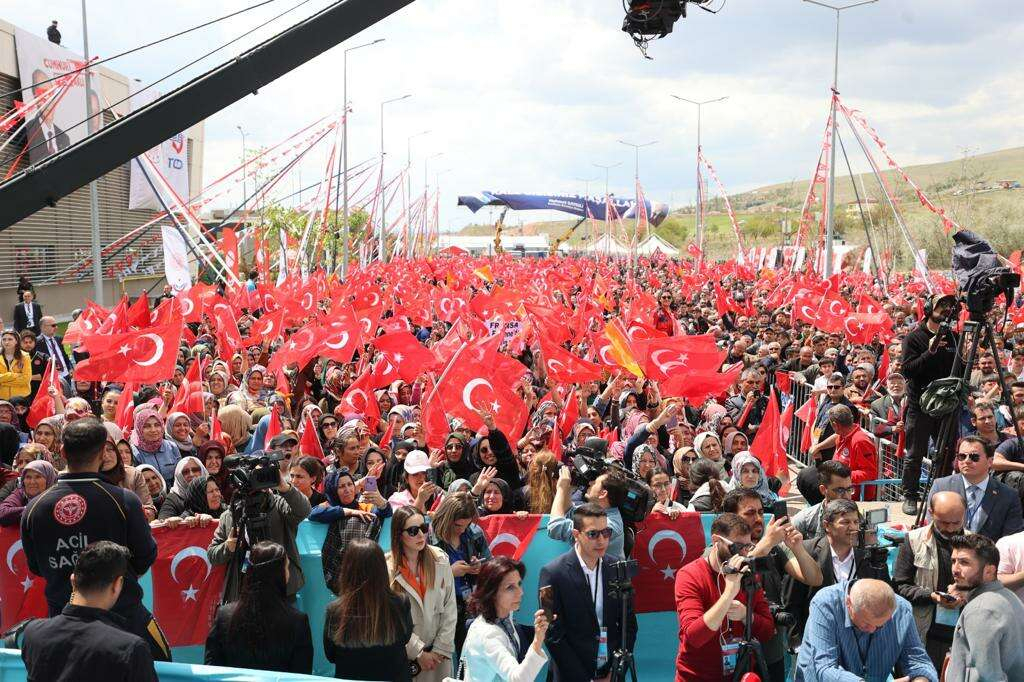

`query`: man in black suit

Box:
[25,68,71,164]
[36,316,74,383]
[539,503,637,682]
[785,499,891,641]
[926,434,1024,542]
[13,289,42,335]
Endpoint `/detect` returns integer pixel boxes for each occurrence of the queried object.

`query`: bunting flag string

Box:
[697,150,747,263]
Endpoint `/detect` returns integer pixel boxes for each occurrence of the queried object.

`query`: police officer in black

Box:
[900,294,959,515]
[20,418,170,660]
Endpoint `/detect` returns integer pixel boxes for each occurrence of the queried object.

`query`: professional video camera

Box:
[570,437,650,523]
[858,507,890,571]
[621,0,716,56]
[952,230,1020,320]
[224,449,286,495]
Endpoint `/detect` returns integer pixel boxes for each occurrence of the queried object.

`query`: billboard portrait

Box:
[127,83,190,211]
[14,27,99,164]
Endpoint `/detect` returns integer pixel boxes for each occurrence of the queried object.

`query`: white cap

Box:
[404,450,432,474]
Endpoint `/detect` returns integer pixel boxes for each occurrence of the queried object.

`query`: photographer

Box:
[547,458,628,561]
[785,499,891,642]
[900,293,958,514]
[674,512,775,682]
[722,489,822,682]
[725,369,769,438]
[207,451,312,602]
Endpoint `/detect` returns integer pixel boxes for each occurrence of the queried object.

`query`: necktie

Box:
[967,485,980,530]
[499,617,520,657]
[48,337,66,374]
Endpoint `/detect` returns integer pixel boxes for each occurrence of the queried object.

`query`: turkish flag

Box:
[792,293,821,327]
[774,371,792,396]
[313,317,360,365]
[371,332,439,382]
[218,227,239,280]
[299,411,325,460]
[432,291,468,323]
[171,358,206,416]
[75,319,183,383]
[797,394,817,454]
[338,371,381,425]
[176,284,214,324]
[354,305,383,343]
[660,364,742,403]
[63,300,107,344]
[477,514,542,561]
[631,512,705,613]
[245,308,286,346]
[436,360,528,439]
[635,335,723,381]
[558,386,579,436]
[150,525,226,647]
[0,526,48,625]
[126,294,151,330]
[116,381,137,433]
[95,295,129,335]
[27,359,63,429]
[258,403,283,451]
[877,346,890,383]
[538,338,602,384]
[625,319,667,343]
[815,295,850,334]
[212,302,244,362]
[421,379,450,452]
[750,390,788,477]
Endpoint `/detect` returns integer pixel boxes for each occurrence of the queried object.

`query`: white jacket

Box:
[461,618,547,682]
[388,545,458,682]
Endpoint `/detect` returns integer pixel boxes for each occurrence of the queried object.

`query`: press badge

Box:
[596,627,608,669]
[721,636,741,676]
[935,605,960,627]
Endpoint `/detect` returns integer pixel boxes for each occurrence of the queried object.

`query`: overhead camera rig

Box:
[622,0,720,58]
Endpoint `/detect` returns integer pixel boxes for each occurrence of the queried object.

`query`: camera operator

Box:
[674,512,775,682]
[785,499,891,643]
[207,450,312,602]
[722,489,822,682]
[891,491,966,672]
[20,418,168,661]
[900,293,958,515]
[547,457,628,562]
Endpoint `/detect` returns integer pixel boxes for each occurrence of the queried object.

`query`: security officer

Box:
[20,418,169,660]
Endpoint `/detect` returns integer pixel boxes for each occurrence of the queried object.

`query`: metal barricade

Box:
[785,380,814,469]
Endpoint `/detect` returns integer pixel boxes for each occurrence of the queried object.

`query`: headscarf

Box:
[729,451,778,506]
[298,404,322,434]
[241,364,267,395]
[570,420,597,444]
[477,477,514,515]
[217,405,251,448]
[388,405,415,424]
[100,429,126,486]
[323,468,360,510]
[443,432,477,479]
[722,430,747,456]
[322,366,346,400]
[198,439,231,499]
[183,475,222,518]
[693,432,722,459]
[133,408,166,453]
[621,410,648,442]
[208,369,231,398]
[21,460,57,493]
[447,478,472,494]
[532,401,558,426]
[34,416,63,451]
[0,422,20,467]
[9,396,30,432]
[101,421,124,444]
[136,463,167,499]
[631,443,665,478]
[170,456,208,498]
[0,400,16,426]
[165,411,196,455]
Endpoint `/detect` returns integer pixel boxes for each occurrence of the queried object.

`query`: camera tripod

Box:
[607,571,638,682]
[915,313,1024,527]
[729,573,771,682]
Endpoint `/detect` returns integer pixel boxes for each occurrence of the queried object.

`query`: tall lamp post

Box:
[421,152,443,257]
[593,161,622,251]
[236,126,247,213]
[339,38,384,280]
[804,0,878,277]
[669,94,727,266]
[617,140,658,246]
[82,0,103,303]
[406,130,429,258]
[575,176,598,247]
[378,94,412,262]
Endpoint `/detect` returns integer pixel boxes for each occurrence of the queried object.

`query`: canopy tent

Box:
[585,234,631,255]
[637,233,679,257]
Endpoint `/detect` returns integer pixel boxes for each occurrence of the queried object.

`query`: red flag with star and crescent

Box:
[631,512,705,613]
[476,514,542,562]
[150,526,226,647]
[0,526,47,626]
[435,358,528,440]
[74,318,183,383]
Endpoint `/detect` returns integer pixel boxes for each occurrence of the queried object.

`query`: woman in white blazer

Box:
[461,557,549,682]
[388,505,458,682]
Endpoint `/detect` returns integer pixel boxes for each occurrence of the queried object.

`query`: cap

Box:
[269,432,298,449]
[404,450,432,474]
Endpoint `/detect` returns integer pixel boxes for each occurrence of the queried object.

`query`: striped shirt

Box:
[796,583,938,682]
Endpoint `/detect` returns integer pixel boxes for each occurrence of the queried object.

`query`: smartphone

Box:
[538,585,555,622]
[771,500,790,522]
[363,476,378,493]
[935,591,957,602]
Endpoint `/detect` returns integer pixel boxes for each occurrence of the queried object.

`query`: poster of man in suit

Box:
[15,26,99,164]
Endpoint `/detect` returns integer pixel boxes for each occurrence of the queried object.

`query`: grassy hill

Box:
[459,147,1024,268]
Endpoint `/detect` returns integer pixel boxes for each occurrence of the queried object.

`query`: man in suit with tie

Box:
[36,316,74,384]
[13,290,42,335]
[539,503,637,682]
[926,434,1024,542]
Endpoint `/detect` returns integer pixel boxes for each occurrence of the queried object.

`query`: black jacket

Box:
[901,321,957,400]
[323,592,415,682]
[21,604,157,682]
[12,302,42,335]
[204,601,313,674]
[539,549,638,682]
[21,472,156,619]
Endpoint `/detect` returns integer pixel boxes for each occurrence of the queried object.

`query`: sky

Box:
[5,0,1023,231]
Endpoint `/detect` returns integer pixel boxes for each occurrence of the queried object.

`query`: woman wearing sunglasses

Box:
[388,505,457,681]
[671,446,699,508]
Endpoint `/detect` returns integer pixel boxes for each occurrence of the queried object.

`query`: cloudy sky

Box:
[6,0,1023,230]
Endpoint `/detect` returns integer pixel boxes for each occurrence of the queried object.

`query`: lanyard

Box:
[589,561,601,607]
[853,630,875,673]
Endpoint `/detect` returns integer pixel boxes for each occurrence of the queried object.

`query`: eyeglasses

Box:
[829,486,856,496]
[582,528,613,540]
[957,453,983,463]
[403,523,430,537]
[728,541,755,555]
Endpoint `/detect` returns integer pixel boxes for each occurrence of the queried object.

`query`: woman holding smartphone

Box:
[462,557,549,682]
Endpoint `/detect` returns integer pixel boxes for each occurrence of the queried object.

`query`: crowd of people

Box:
[4,254,1024,681]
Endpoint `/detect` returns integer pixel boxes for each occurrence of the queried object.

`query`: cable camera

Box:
[570,437,650,523]
[224,450,286,494]
[621,1,716,57]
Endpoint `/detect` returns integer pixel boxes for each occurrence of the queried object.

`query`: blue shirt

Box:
[796,583,937,682]
[547,505,624,561]
[131,439,181,487]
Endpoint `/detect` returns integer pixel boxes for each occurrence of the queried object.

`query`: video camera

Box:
[224,449,286,495]
[858,507,890,571]
[622,0,712,38]
[951,230,1020,320]
[570,438,650,523]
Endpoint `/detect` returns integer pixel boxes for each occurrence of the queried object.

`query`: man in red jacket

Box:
[829,404,879,501]
[674,512,775,682]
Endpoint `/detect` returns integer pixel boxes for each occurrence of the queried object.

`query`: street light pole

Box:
[340,38,384,280]
[378,93,412,263]
[669,95,727,267]
[617,139,658,245]
[236,125,247,214]
[422,152,443,257]
[82,0,103,304]
[804,0,878,277]
[406,130,429,258]
[593,161,622,252]
[575,176,598,247]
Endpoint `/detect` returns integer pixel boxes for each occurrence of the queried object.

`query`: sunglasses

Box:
[828,385,844,390]
[322,421,338,428]
[582,528,613,540]
[403,523,430,537]
[957,453,983,463]
[183,467,202,475]
[681,456,699,463]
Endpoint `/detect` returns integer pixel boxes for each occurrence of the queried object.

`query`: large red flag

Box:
[436,359,528,440]
[299,411,325,460]
[170,358,205,415]
[797,394,817,454]
[150,526,226,647]
[538,337,602,384]
[631,512,706,613]
[371,332,439,383]
[27,359,63,429]
[659,364,742,403]
[421,378,450,452]
[74,318,183,383]
[750,390,788,477]
[116,381,137,433]
[0,526,48,625]
[337,371,382,425]
[476,514,542,561]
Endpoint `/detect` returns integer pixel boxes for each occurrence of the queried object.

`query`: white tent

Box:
[637,233,679,257]
[585,234,631,255]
